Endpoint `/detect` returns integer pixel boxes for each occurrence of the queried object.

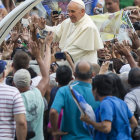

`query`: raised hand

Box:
[129,31,140,50]
[51,12,59,26]
[20,27,31,42]
[10,30,19,43]
[115,41,131,57]
[99,61,110,74]
[29,23,38,42]
[28,41,41,59]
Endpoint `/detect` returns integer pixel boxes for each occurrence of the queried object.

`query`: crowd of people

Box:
[0,0,140,140]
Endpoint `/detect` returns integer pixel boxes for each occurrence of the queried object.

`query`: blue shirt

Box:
[95,96,133,140]
[51,81,99,140]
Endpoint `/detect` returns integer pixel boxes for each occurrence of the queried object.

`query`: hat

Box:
[0,60,7,74]
[71,0,85,9]
[13,69,31,88]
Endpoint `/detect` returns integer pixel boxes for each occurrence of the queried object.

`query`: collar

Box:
[130,86,140,91]
[74,14,86,26]
[72,80,91,88]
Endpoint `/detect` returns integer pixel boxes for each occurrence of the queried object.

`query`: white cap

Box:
[71,0,85,9]
[14,69,31,88]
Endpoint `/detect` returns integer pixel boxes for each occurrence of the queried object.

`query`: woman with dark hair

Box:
[107,73,127,100]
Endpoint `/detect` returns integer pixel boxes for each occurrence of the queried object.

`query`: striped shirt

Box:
[0,83,26,140]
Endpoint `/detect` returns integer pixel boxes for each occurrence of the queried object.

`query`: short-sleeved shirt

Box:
[124,86,140,115]
[95,96,133,140]
[0,83,26,140]
[51,81,100,140]
[21,88,45,140]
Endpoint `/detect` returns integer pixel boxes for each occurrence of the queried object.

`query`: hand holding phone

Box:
[54,52,66,60]
[52,11,59,15]
[108,61,114,71]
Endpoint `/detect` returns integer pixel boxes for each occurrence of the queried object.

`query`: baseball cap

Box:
[13,69,31,88]
[0,60,7,74]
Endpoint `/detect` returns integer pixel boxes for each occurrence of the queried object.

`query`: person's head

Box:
[2,51,11,60]
[128,67,140,87]
[105,0,120,13]
[92,63,100,76]
[0,60,7,81]
[13,50,30,72]
[75,61,93,81]
[13,69,31,90]
[107,72,127,99]
[92,75,113,101]
[56,65,72,86]
[134,0,140,6]
[67,0,85,23]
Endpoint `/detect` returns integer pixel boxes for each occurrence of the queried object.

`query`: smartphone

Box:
[52,11,59,15]
[55,52,66,60]
[108,61,114,71]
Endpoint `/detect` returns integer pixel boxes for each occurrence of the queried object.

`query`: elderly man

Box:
[38,0,103,64]
[50,60,100,140]
[105,0,120,13]
[0,60,27,140]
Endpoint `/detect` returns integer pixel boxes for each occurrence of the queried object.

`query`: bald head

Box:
[92,63,100,75]
[75,61,93,80]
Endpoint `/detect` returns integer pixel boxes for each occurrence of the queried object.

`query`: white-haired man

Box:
[38,0,103,64]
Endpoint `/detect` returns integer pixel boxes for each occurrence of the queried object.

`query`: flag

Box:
[70,85,95,137]
[91,10,123,35]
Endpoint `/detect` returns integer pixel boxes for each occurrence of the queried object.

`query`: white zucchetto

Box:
[71,0,85,9]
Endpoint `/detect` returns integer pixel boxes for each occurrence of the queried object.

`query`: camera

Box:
[108,61,114,71]
[55,52,66,60]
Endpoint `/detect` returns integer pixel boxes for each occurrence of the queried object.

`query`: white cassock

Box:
[45,14,103,64]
